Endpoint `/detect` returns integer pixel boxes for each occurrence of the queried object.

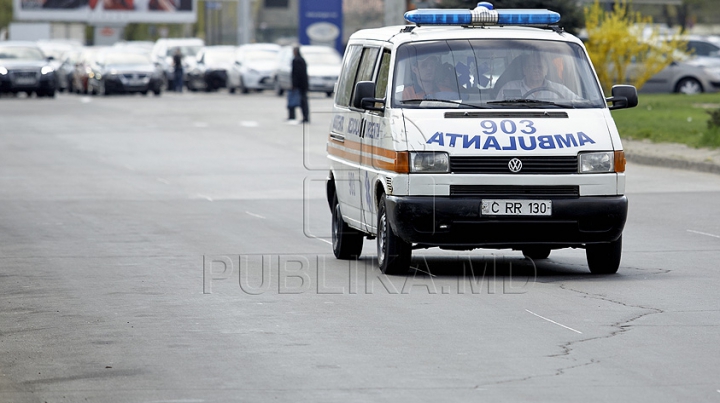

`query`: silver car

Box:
[229,43,280,94]
[273,45,342,97]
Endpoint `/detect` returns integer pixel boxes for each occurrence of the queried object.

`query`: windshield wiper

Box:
[400,99,490,109]
[486,99,575,108]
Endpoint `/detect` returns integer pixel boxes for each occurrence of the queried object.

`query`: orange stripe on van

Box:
[328,134,409,173]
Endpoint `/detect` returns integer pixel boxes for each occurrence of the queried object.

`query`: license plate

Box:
[15,77,37,86]
[481,199,552,216]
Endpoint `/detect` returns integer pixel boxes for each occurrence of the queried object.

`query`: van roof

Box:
[347,25,582,48]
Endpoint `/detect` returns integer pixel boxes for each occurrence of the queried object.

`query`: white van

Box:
[326,4,638,275]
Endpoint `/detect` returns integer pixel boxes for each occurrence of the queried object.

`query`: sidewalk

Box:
[623,139,720,175]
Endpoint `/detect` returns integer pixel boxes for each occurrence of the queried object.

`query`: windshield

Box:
[393,39,605,109]
[243,50,278,61]
[303,50,341,65]
[104,53,151,65]
[169,45,202,57]
[0,46,46,61]
[204,50,235,65]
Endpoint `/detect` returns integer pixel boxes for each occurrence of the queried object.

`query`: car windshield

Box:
[243,50,277,61]
[393,39,605,109]
[169,45,202,57]
[104,53,151,65]
[204,50,235,65]
[0,46,46,61]
[303,50,341,65]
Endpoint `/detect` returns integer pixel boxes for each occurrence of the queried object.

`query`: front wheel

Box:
[675,78,703,95]
[586,236,622,274]
[377,194,411,275]
[522,247,551,260]
[331,195,363,259]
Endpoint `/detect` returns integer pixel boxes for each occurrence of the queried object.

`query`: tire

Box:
[141,90,148,96]
[522,247,551,260]
[46,89,56,98]
[229,87,236,94]
[326,91,333,97]
[153,89,161,96]
[331,195,364,259]
[675,78,703,95]
[377,194,411,275]
[275,80,284,96]
[240,78,249,94]
[586,236,622,274]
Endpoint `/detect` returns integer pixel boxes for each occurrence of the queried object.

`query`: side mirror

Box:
[353,81,385,111]
[46,56,55,61]
[606,84,638,110]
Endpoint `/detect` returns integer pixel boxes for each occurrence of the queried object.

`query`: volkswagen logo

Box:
[508,158,523,173]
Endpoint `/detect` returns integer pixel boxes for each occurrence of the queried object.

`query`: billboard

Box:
[298,0,343,55]
[13,0,196,23]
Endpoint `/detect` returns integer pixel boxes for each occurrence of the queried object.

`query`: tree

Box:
[584,0,687,92]
[435,0,584,35]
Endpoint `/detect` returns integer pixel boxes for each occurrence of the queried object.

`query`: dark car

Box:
[187,46,236,92]
[0,42,57,97]
[88,50,163,96]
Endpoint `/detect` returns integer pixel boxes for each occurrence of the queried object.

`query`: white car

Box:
[229,43,281,94]
[274,45,342,97]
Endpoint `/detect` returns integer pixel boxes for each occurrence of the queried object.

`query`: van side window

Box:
[375,49,391,99]
[335,45,362,107]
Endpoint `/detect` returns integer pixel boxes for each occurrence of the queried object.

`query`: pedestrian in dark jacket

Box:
[173,49,183,92]
[288,46,309,123]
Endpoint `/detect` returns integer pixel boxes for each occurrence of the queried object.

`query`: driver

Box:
[496,53,578,100]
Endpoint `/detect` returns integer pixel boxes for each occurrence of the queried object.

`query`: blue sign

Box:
[299,0,343,55]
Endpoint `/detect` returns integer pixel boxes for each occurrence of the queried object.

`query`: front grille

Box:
[13,71,38,78]
[450,185,579,197]
[450,156,578,174]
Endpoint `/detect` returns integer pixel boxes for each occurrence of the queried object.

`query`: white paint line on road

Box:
[156,177,170,185]
[193,122,209,128]
[240,121,259,127]
[687,229,720,239]
[80,97,92,103]
[245,211,265,219]
[525,309,583,334]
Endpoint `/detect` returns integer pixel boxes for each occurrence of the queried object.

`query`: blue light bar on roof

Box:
[404,2,560,27]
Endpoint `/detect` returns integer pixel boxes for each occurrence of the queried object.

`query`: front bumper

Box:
[0,73,56,92]
[385,195,628,248]
[204,70,227,90]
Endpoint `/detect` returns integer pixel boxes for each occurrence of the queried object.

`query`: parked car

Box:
[37,39,82,84]
[229,43,280,94]
[88,50,163,96]
[274,45,342,97]
[72,47,106,94]
[55,48,82,93]
[0,41,57,97]
[639,54,720,95]
[151,38,204,90]
[685,35,720,58]
[187,45,236,92]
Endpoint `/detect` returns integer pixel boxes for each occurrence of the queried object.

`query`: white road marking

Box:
[245,211,265,219]
[525,309,583,334]
[193,122,209,128]
[687,229,720,239]
[240,121,259,127]
[80,97,92,103]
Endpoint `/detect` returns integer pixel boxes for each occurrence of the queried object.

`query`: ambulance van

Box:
[326,3,638,275]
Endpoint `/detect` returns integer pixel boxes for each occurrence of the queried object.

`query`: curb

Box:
[625,152,720,175]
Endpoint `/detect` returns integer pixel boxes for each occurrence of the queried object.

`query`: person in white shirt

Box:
[496,53,578,101]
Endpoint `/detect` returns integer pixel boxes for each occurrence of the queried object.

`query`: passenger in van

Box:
[495,53,578,100]
[402,54,458,100]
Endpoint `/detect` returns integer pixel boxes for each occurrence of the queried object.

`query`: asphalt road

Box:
[1,91,720,402]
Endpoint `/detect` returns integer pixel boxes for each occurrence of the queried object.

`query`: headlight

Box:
[0,67,7,75]
[95,73,102,80]
[410,152,449,173]
[41,66,54,75]
[579,151,614,173]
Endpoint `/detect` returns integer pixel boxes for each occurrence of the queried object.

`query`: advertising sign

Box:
[298,0,343,55]
[13,0,196,23]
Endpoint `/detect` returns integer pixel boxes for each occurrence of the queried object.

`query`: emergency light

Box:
[404,2,561,26]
